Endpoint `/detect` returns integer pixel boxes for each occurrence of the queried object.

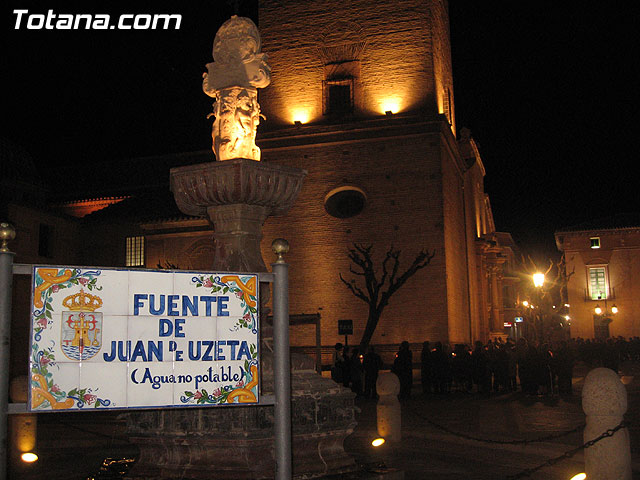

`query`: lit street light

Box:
[532,272,546,342]
[594,295,619,339]
[533,272,545,288]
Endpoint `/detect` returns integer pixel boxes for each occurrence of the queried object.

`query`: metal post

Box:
[0,223,17,480]
[271,238,292,480]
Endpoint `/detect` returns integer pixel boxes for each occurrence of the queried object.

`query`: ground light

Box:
[21,452,38,463]
[569,473,586,480]
[371,438,385,447]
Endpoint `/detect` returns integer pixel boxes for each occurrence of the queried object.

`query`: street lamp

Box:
[532,273,545,341]
[533,272,545,288]
[594,296,619,339]
[594,303,618,317]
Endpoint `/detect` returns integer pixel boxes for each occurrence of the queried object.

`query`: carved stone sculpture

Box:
[203,16,271,161]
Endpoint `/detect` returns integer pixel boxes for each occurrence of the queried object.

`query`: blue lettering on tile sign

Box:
[133,294,230,316]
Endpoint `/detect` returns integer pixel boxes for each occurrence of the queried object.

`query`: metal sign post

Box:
[338,319,353,347]
[271,239,292,480]
[0,223,16,480]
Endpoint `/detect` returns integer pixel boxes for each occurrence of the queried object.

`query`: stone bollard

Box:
[582,367,631,480]
[377,372,401,442]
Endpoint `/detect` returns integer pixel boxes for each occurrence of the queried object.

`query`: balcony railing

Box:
[583,287,616,301]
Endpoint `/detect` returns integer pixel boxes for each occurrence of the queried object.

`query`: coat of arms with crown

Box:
[61,289,103,361]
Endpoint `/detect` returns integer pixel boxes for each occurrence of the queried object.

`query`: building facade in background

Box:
[556,216,640,340]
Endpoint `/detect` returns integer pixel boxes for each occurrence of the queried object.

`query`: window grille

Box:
[126,236,145,267]
[323,78,354,116]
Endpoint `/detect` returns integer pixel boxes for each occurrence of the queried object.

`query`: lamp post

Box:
[594,296,618,340]
[532,272,545,342]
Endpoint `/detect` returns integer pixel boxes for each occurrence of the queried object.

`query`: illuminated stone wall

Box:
[258,0,451,126]
[441,134,470,343]
[258,119,459,348]
[254,0,487,349]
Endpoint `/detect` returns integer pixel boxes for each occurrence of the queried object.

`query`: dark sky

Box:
[3,1,638,260]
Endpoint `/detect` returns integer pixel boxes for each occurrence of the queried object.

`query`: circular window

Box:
[324,186,367,218]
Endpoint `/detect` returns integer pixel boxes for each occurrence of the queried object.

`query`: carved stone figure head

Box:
[203,16,271,161]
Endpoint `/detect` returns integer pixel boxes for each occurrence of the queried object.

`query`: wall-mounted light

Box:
[21,452,38,463]
[611,305,619,314]
[595,305,602,315]
[371,437,385,447]
[290,108,310,125]
[379,98,400,116]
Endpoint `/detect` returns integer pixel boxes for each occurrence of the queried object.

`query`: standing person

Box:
[554,340,574,395]
[432,341,450,394]
[393,341,413,399]
[342,346,351,389]
[363,345,383,399]
[349,347,364,396]
[421,341,433,394]
[471,341,489,394]
[505,340,518,392]
[515,337,532,394]
[331,342,344,384]
[493,343,509,393]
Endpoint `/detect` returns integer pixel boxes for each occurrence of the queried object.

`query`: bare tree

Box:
[339,244,435,351]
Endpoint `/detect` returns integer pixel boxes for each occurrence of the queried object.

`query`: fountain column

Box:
[123,16,357,480]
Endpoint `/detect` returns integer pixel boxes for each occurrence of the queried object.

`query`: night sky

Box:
[3,1,638,260]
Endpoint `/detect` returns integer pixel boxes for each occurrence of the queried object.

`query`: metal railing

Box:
[583,287,616,301]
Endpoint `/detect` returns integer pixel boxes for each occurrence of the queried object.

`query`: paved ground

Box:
[344,361,640,479]
[9,361,640,479]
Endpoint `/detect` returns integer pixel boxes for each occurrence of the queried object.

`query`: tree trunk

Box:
[359,307,380,352]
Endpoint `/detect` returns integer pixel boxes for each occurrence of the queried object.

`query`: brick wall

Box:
[259,122,452,348]
[259,0,442,126]
[440,138,471,344]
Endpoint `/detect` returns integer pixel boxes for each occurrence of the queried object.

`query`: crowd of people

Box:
[331,343,383,399]
[331,336,640,399]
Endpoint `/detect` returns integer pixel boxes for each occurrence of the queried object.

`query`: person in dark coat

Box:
[421,341,433,394]
[431,341,450,394]
[363,345,383,399]
[331,342,344,383]
[393,341,413,399]
[341,346,351,388]
[471,341,490,394]
[553,340,574,395]
[349,347,364,396]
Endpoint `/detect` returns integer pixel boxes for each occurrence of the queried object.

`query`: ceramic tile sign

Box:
[29,266,259,412]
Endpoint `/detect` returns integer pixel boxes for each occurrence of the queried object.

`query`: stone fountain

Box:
[123,16,357,480]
